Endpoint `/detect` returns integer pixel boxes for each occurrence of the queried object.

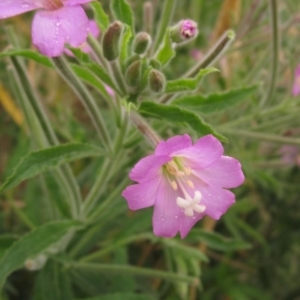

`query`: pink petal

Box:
[155,134,192,156]
[179,212,204,239]
[152,179,181,238]
[32,6,89,57]
[122,177,161,211]
[88,20,100,38]
[193,156,244,188]
[129,155,171,183]
[180,134,223,169]
[196,182,235,220]
[0,0,37,19]
[64,0,93,5]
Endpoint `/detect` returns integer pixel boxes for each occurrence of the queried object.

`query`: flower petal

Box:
[198,184,235,220]
[179,212,204,239]
[32,6,89,57]
[0,0,37,19]
[64,0,93,5]
[122,177,161,210]
[180,134,224,169]
[155,134,192,156]
[129,154,171,183]
[152,179,181,238]
[193,156,244,188]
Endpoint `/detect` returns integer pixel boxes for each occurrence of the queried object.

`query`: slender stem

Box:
[87,35,108,68]
[10,57,82,218]
[80,233,155,262]
[152,0,178,53]
[220,128,300,145]
[260,0,279,107]
[52,56,112,151]
[110,60,127,96]
[129,110,161,148]
[70,262,200,286]
[184,30,235,78]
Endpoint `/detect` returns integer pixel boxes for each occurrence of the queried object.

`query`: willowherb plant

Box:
[2,0,295,299]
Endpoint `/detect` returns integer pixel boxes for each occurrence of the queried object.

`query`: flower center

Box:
[29,0,64,10]
[165,159,206,217]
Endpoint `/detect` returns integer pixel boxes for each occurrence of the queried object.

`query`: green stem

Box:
[87,34,108,68]
[80,233,155,262]
[260,0,279,107]
[152,0,178,53]
[52,56,112,151]
[69,262,200,286]
[110,60,127,96]
[184,30,235,78]
[220,128,300,145]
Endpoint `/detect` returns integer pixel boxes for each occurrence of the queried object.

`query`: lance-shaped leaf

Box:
[81,293,156,300]
[172,85,258,113]
[0,220,80,289]
[165,67,219,93]
[155,29,175,67]
[0,49,52,67]
[139,101,227,142]
[111,0,134,29]
[0,143,104,192]
[90,1,109,32]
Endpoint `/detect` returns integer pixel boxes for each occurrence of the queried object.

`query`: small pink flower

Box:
[122,134,244,238]
[0,0,93,57]
[292,64,300,96]
[180,20,198,40]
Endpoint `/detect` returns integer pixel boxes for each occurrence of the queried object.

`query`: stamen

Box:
[186,180,194,189]
[185,167,191,175]
[171,181,178,190]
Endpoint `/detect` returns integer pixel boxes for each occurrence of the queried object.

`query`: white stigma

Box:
[176,191,206,217]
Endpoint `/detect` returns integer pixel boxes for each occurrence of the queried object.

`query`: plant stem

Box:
[260,0,279,107]
[70,262,200,286]
[152,0,178,53]
[221,128,300,145]
[52,56,112,151]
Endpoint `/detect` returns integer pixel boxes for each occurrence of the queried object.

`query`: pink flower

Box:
[122,134,244,238]
[292,64,300,96]
[0,0,93,57]
[180,20,198,40]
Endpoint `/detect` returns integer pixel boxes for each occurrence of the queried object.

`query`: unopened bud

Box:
[125,60,142,87]
[133,32,152,55]
[103,21,124,61]
[148,69,165,93]
[170,19,198,44]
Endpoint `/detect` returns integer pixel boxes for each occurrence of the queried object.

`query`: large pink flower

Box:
[0,0,93,57]
[122,134,245,238]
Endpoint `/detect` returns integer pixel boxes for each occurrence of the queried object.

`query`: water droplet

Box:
[192,216,196,219]
[208,193,212,197]
[56,22,61,26]
[161,218,165,221]
[22,3,30,8]
[175,215,178,219]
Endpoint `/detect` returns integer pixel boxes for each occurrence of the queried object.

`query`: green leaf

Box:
[165,68,219,93]
[139,101,228,142]
[0,49,52,67]
[71,64,110,97]
[111,0,134,28]
[0,235,18,259]
[187,229,252,251]
[0,220,80,288]
[155,29,175,66]
[87,63,118,92]
[91,1,110,32]
[0,143,104,192]
[119,24,133,71]
[172,85,258,113]
[81,293,157,300]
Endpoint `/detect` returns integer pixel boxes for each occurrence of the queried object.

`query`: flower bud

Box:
[133,32,152,55]
[125,60,142,87]
[170,19,198,44]
[103,21,124,61]
[148,69,165,93]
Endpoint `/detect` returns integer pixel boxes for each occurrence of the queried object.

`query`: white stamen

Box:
[176,190,206,217]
